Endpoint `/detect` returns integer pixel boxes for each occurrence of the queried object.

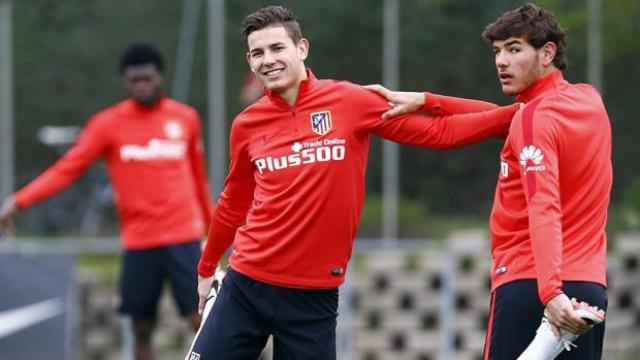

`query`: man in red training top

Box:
[185,6,521,360]
[483,4,610,359]
[368,3,611,359]
[0,44,213,360]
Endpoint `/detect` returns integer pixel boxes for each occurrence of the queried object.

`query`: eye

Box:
[509,47,521,54]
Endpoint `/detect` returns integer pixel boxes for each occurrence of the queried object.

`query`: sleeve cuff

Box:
[198,261,217,277]
[13,192,28,209]
[420,92,440,112]
[421,92,442,113]
[540,287,563,306]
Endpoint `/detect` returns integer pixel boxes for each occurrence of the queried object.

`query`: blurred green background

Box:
[9,0,640,239]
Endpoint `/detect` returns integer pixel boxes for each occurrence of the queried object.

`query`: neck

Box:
[541,66,558,79]
[278,68,308,107]
[279,86,299,107]
[134,97,160,108]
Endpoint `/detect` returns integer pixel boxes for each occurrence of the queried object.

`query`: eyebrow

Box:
[505,40,522,46]
[250,42,285,53]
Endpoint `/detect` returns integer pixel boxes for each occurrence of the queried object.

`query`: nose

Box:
[495,50,509,69]
[263,50,276,66]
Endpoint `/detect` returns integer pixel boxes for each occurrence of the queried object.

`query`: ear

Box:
[245,52,254,72]
[297,38,310,61]
[540,41,557,67]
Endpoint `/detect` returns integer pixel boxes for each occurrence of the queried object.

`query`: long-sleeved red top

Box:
[199,71,519,288]
[489,71,612,304]
[15,97,213,250]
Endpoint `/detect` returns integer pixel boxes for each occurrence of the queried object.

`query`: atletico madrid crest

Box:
[310,110,332,136]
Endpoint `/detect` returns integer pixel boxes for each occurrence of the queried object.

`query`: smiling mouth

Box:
[262,68,285,77]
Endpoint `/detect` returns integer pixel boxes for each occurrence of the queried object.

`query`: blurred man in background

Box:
[0,43,213,360]
[368,3,611,359]
[186,5,521,360]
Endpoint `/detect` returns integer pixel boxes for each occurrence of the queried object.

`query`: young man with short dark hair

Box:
[369,3,611,359]
[482,4,610,359]
[0,43,213,360]
[186,5,521,360]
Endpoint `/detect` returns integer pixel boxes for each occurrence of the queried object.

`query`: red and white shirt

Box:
[489,71,612,304]
[199,71,519,288]
[15,97,213,250]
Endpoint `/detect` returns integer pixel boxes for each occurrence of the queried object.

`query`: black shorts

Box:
[188,267,339,360]
[483,279,607,360]
[118,241,201,320]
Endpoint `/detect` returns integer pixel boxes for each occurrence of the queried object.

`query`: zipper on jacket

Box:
[291,106,298,132]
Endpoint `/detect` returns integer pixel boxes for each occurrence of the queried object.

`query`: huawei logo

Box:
[519,145,545,172]
[519,145,543,166]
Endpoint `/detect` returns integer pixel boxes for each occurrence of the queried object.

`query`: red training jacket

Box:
[15,97,213,250]
[489,71,612,304]
[199,70,519,288]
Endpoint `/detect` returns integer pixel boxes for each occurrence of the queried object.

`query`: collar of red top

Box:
[125,95,167,113]
[516,70,567,104]
[264,69,317,109]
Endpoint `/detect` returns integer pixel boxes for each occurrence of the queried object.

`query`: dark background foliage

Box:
[10,0,640,237]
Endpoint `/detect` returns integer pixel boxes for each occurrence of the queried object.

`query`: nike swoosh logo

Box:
[0,298,65,339]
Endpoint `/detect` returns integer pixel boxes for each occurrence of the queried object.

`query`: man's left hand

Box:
[545,293,592,338]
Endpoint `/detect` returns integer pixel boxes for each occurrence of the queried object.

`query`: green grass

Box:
[78,254,121,284]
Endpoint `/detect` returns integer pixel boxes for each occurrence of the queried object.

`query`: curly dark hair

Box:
[482,3,567,70]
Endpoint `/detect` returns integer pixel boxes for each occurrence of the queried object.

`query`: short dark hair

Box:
[119,43,163,74]
[241,6,302,44]
[482,3,567,70]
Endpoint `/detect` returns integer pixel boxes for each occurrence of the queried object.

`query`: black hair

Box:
[242,6,301,44]
[118,43,164,74]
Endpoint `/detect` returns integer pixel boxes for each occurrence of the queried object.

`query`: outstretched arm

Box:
[351,85,518,149]
[364,84,500,118]
[11,116,110,215]
[373,104,518,149]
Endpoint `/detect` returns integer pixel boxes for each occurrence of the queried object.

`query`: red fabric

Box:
[199,70,519,288]
[15,97,213,250]
[489,71,611,304]
[424,92,500,117]
[522,98,543,199]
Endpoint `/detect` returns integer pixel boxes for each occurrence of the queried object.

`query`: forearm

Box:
[376,103,518,149]
[197,184,253,276]
[423,92,499,116]
[197,212,237,276]
[529,201,564,304]
[429,103,517,147]
[15,167,84,208]
[16,121,106,208]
